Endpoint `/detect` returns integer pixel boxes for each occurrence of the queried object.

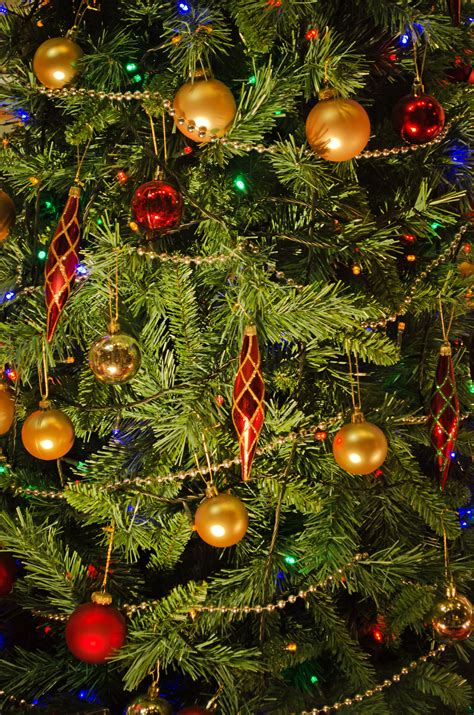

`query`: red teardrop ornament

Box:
[232,325,265,481]
[428,342,460,490]
[45,186,81,342]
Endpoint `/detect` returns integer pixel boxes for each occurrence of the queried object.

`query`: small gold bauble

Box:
[126,686,173,715]
[195,491,248,548]
[89,329,141,385]
[306,94,371,162]
[0,383,15,435]
[333,410,388,475]
[33,37,83,90]
[21,405,75,460]
[173,76,236,142]
[0,189,15,242]
[432,591,473,641]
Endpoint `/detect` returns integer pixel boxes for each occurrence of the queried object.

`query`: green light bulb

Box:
[284,555,296,565]
[133,74,143,84]
[248,75,257,85]
[126,62,138,72]
[37,249,47,260]
[233,177,247,192]
[274,110,283,116]
[0,465,7,474]
[44,200,53,210]
[97,218,103,226]
[431,222,440,230]
[310,675,319,684]
[468,379,474,394]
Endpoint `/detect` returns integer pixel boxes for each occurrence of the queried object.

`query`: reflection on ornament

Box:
[89,325,141,384]
[195,488,248,548]
[306,91,371,162]
[0,383,15,435]
[33,37,83,89]
[21,403,74,460]
[126,685,173,715]
[66,592,126,664]
[173,74,236,141]
[333,408,388,475]
[0,189,15,242]
[432,587,473,641]
[131,180,183,236]
[392,93,445,144]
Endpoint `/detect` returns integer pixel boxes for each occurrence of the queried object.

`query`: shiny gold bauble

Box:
[432,590,473,641]
[333,410,388,475]
[173,76,236,142]
[0,383,15,435]
[89,328,141,385]
[21,404,75,460]
[33,37,83,90]
[0,190,16,242]
[126,686,173,715]
[306,93,371,162]
[195,490,249,548]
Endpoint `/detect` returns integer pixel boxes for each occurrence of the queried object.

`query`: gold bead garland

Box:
[300,643,447,715]
[0,641,447,713]
[5,411,470,501]
[37,86,454,159]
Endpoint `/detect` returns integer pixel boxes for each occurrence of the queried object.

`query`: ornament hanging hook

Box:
[101,522,115,593]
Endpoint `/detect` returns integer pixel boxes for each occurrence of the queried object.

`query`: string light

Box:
[248,74,257,85]
[177,1,190,12]
[406,254,416,262]
[310,675,319,684]
[125,62,138,72]
[4,291,15,300]
[76,264,89,276]
[305,28,319,40]
[37,250,47,260]
[233,176,247,192]
[116,170,128,184]
[284,555,297,565]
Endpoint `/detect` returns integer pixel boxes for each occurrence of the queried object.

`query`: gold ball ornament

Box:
[432,587,473,641]
[173,74,236,142]
[333,408,388,475]
[89,325,141,385]
[195,488,249,548]
[126,686,173,715]
[306,90,371,162]
[33,37,83,90]
[21,402,75,460]
[0,383,15,435]
[0,190,16,242]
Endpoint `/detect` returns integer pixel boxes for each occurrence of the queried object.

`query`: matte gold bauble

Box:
[306,91,371,162]
[0,190,16,242]
[126,685,173,715]
[195,489,249,548]
[89,326,141,385]
[173,75,236,142]
[333,409,388,475]
[432,588,473,641]
[33,37,83,90]
[0,383,15,435]
[21,403,75,460]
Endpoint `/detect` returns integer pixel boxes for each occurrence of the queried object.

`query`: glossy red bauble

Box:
[0,553,17,596]
[131,180,183,237]
[65,602,126,663]
[177,708,212,715]
[392,93,445,144]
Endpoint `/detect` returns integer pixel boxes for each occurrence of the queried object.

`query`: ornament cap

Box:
[148,684,160,699]
[205,484,219,499]
[446,583,457,599]
[412,79,425,96]
[244,324,257,337]
[68,186,81,199]
[318,87,338,101]
[38,399,51,410]
[91,590,113,606]
[190,67,212,80]
[440,342,452,356]
[108,320,121,335]
[351,407,365,424]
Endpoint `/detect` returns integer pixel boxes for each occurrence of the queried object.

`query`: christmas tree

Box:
[0,0,472,712]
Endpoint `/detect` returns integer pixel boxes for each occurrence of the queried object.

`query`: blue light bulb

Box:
[76,264,89,276]
[5,291,15,300]
[400,34,410,46]
[177,1,190,12]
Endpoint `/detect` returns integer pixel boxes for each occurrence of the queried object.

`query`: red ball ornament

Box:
[65,596,126,664]
[0,553,17,596]
[392,93,445,144]
[178,709,212,715]
[131,180,183,237]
